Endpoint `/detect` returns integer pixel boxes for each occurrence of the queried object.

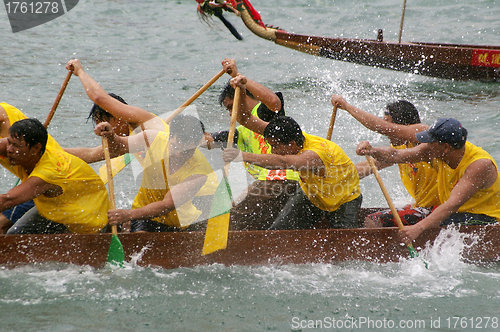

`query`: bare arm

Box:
[0,177,61,213]
[355,158,394,180]
[222,58,282,113]
[223,147,325,173]
[230,75,269,136]
[66,59,160,130]
[107,174,207,225]
[331,95,428,143]
[356,140,432,164]
[64,146,104,164]
[400,159,498,241]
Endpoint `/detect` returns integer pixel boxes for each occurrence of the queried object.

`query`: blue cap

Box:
[416,118,466,145]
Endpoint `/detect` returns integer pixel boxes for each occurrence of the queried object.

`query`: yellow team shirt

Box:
[0,145,109,233]
[436,141,500,221]
[236,103,299,181]
[132,127,217,229]
[0,102,27,131]
[298,132,361,211]
[393,144,439,207]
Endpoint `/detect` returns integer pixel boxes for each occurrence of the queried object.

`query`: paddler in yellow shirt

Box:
[0,118,109,234]
[357,118,500,243]
[330,95,440,228]
[95,114,217,232]
[203,58,300,230]
[222,75,362,229]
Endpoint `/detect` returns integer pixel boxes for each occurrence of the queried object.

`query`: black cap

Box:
[416,118,466,146]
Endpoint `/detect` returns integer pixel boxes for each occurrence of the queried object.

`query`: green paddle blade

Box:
[107,233,125,267]
[407,243,428,269]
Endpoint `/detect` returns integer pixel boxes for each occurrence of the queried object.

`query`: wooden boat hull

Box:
[1,225,499,269]
[274,32,500,82]
[233,5,500,82]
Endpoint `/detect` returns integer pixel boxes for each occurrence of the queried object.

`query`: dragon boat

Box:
[196,0,500,82]
[1,208,499,269]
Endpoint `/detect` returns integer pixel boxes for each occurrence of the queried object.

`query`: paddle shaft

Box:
[44,70,73,129]
[165,68,226,123]
[398,0,407,43]
[326,105,338,141]
[224,86,240,177]
[13,70,73,187]
[365,155,414,248]
[102,137,118,235]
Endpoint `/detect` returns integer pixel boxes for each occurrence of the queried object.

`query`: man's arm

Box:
[66,59,160,130]
[222,58,282,113]
[355,158,394,180]
[230,75,268,136]
[64,146,104,164]
[356,141,433,165]
[0,177,60,213]
[93,122,130,158]
[107,174,208,225]
[331,95,428,143]
[223,147,324,172]
[202,129,239,150]
[400,159,498,241]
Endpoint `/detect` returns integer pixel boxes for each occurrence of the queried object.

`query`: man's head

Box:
[169,114,205,156]
[87,93,129,136]
[263,116,305,155]
[384,100,420,125]
[7,118,48,164]
[416,118,467,149]
[218,80,257,111]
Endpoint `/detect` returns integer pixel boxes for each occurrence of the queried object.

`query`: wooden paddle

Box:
[44,69,73,129]
[365,155,427,267]
[165,68,226,124]
[326,105,338,141]
[13,69,73,188]
[103,136,125,266]
[398,0,408,43]
[202,86,240,255]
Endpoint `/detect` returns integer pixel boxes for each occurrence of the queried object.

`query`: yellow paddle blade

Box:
[202,176,232,256]
[202,213,230,255]
[99,153,134,185]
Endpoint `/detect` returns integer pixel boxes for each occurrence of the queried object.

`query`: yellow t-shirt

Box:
[436,141,500,221]
[4,146,109,233]
[132,128,217,229]
[298,132,361,211]
[0,102,26,130]
[393,144,439,207]
[0,103,62,176]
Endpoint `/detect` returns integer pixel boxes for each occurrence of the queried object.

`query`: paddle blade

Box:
[202,176,233,256]
[107,234,125,266]
[407,243,428,269]
[202,213,230,256]
[407,244,418,258]
[99,153,134,185]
